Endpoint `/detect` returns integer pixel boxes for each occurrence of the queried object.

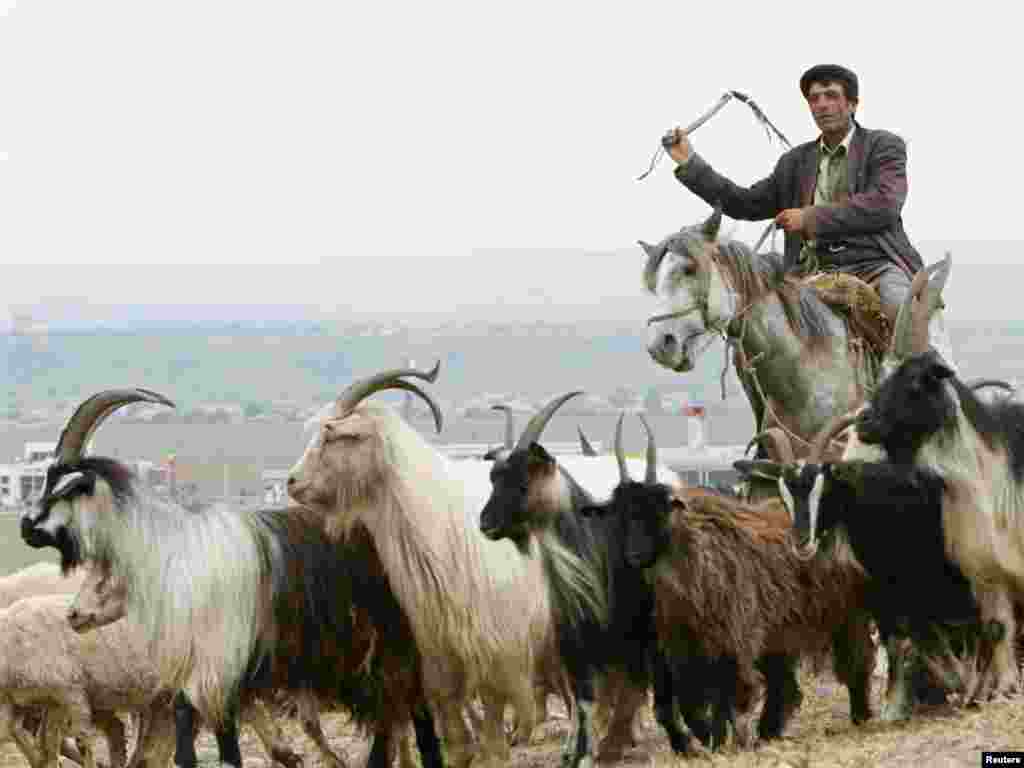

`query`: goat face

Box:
[21,462,121,573]
[288,406,388,518]
[67,563,126,633]
[616,483,674,569]
[858,351,957,461]
[480,443,558,552]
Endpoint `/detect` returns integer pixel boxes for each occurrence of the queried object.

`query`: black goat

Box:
[479,392,658,768]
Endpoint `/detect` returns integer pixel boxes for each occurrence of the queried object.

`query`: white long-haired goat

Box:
[288,363,554,768]
[20,388,445,768]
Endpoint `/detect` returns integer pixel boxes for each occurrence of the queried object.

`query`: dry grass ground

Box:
[1,663,1020,768]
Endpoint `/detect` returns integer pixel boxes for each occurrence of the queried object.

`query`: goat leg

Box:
[757,653,803,741]
[410,704,445,768]
[244,697,303,768]
[651,652,689,754]
[92,710,128,768]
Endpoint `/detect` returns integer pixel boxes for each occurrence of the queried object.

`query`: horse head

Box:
[641,205,735,372]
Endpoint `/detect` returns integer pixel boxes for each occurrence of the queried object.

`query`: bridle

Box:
[645,249,744,348]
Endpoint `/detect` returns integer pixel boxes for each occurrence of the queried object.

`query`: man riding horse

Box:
[665,64,917,326]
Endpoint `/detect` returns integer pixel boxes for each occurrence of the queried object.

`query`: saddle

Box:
[801,271,892,360]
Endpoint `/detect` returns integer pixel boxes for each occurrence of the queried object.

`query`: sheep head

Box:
[20,388,175,573]
[479,390,583,551]
[287,362,444,519]
[67,564,127,633]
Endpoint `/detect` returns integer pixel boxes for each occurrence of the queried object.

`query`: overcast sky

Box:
[1,1,1021,326]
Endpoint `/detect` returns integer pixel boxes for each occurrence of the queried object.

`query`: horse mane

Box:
[712,238,835,341]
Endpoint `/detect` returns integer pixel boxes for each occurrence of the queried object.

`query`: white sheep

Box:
[0,593,176,768]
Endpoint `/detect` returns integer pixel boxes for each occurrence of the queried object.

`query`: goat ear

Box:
[928,360,955,383]
[527,442,555,465]
[46,471,96,502]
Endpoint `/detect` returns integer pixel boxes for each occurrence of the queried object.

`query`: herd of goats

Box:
[2,218,1024,768]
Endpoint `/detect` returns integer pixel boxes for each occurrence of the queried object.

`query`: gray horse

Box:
[642,206,955,461]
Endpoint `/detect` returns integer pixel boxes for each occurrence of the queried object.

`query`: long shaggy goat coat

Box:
[63,458,425,730]
[649,494,871,709]
[292,402,551,748]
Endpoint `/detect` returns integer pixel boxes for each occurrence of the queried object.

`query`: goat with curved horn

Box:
[56,389,175,466]
[336,362,443,434]
[512,391,585,453]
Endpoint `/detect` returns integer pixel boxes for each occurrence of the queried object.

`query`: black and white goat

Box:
[736,413,991,721]
[20,388,444,768]
[479,392,677,768]
[850,349,1024,700]
[841,257,1024,701]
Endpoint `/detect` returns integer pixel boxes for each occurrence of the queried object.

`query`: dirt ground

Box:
[2,663,1021,768]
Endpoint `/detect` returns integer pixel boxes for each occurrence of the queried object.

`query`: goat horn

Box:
[967,378,1015,394]
[492,404,516,449]
[56,388,176,466]
[577,426,599,457]
[336,362,440,409]
[889,267,931,360]
[513,391,584,453]
[638,413,658,484]
[744,427,795,463]
[924,252,953,315]
[808,412,858,464]
[614,412,631,483]
[382,380,444,434]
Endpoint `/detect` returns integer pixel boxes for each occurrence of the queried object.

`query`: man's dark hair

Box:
[800,64,859,103]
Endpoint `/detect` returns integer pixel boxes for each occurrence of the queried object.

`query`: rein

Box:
[647,246,861,458]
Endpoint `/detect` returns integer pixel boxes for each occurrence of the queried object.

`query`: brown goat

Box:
[625,487,876,740]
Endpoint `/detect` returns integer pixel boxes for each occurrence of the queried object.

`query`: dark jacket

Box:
[674,121,922,277]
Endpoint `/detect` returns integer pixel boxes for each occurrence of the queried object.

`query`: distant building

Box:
[0,442,56,509]
[262,469,291,507]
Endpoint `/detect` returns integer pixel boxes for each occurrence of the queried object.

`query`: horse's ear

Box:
[701,204,723,240]
[640,240,665,293]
